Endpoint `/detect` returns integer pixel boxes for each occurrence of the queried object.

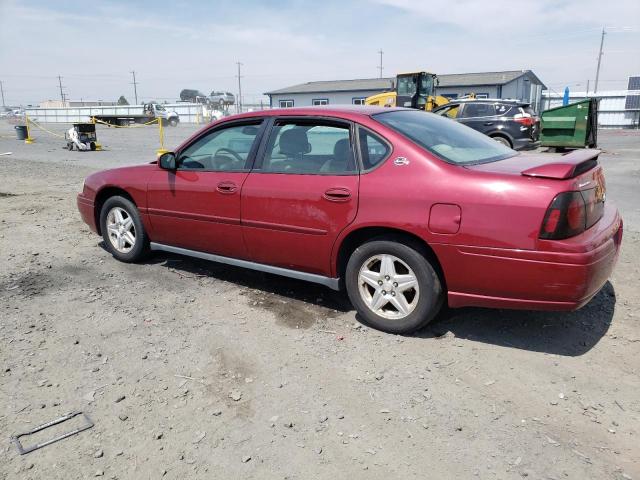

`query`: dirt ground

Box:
[0,120,638,480]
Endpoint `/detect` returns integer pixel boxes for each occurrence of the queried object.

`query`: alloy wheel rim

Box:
[358,254,420,320]
[106,207,136,253]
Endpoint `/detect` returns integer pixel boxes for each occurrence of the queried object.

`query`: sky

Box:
[0,0,639,106]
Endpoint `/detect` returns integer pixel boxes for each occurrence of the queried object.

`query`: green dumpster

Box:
[540,98,598,149]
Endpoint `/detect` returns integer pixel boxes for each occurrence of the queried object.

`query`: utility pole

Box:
[0,80,5,107]
[377,49,384,78]
[586,79,590,96]
[236,62,243,113]
[131,71,139,104]
[594,28,606,93]
[57,75,66,104]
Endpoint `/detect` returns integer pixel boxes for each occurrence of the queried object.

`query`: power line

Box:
[131,71,139,104]
[377,49,384,79]
[594,27,606,93]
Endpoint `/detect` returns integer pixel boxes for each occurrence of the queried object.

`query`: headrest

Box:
[279,128,311,155]
[333,138,350,162]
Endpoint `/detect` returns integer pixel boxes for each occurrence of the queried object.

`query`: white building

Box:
[265,70,546,110]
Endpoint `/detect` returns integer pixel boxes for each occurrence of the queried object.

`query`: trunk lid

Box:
[467,149,600,180]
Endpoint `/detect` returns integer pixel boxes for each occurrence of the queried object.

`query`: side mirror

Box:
[158,152,177,170]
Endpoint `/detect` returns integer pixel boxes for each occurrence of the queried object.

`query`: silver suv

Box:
[209,91,235,107]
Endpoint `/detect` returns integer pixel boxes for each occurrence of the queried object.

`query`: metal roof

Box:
[265,78,395,95]
[265,70,545,95]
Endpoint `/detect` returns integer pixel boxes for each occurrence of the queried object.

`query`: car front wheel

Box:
[100,196,149,262]
[345,240,443,334]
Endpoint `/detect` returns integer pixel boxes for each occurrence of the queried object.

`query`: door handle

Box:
[483,122,494,126]
[216,181,238,194]
[323,188,351,202]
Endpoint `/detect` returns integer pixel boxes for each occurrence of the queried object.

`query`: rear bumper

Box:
[438,205,622,311]
[77,194,98,234]
[513,138,541,151]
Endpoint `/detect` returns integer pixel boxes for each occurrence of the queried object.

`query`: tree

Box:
[117,95,129,105]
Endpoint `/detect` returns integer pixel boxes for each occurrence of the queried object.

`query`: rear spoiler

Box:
[521,149,600,180]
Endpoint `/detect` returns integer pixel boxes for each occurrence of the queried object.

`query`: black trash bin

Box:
[15,125,28,140]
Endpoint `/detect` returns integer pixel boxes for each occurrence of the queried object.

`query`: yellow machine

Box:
[365,71,453,111]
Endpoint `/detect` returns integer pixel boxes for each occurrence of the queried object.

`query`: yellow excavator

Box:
[365,71,465,111]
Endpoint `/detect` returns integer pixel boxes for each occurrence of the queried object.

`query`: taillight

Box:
[515,116,536,126]
[540,188,604,240]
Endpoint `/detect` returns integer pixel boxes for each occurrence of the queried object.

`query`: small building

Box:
[265,70,546,111]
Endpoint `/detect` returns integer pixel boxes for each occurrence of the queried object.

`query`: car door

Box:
[241,117,359,277]
[457,102,497,135]
[146,119,264,258]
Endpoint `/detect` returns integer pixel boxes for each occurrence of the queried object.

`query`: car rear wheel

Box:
[491,135,512,148]
[345,240,443,334]
[100,196,149,263]
[168,118,178,127]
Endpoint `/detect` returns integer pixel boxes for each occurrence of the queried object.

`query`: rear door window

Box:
[259,120,356,175]
[461,103,496,118]
[495,104,512,116]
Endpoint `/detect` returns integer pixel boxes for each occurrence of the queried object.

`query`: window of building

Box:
[474,93,489,99]
[312,98,329,106]
[279,99,294,108]
[441,93,459,100]
[260,121,355,175]
[352,97,366,105]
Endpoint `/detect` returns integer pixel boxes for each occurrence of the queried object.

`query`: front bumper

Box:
[77,194,98,234]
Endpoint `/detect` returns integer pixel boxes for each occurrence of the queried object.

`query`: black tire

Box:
[67,142,74,151]
[99,195,149,263]
[168,117,178,127]
[345,239,443,334]
[491,134,512,148]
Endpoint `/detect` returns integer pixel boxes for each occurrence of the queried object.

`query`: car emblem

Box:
[394,157,410,166]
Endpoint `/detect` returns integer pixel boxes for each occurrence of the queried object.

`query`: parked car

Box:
[209,91,235,107]
[77,107,622,334]
[433,99,540,150]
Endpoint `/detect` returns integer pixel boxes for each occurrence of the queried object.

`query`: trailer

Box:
[91,103,179,127]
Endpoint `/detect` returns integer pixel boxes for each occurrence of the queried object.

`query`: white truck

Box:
[92,103,179,127]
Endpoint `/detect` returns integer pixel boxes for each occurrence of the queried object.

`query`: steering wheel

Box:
[215,147,244,163]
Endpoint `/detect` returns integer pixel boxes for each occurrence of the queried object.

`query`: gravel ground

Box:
[0,120,639,480]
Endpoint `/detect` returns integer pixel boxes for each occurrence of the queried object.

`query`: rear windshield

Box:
[374,110,518,165]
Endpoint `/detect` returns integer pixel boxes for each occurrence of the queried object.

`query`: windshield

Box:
[154,104,166,111]
[373,110,517,165]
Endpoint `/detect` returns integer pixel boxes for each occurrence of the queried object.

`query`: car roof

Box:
[229,105,408,119]
[450,98,529,106]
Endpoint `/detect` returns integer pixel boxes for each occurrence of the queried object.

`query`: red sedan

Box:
[77,106,622,333]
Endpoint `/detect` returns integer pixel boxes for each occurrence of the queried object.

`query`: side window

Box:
[358,127,390,170]
[495,104,512,116]
[461,103,496,118]
[260,121,355,175]
[435,104,460,119]
[178,122,262,171]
